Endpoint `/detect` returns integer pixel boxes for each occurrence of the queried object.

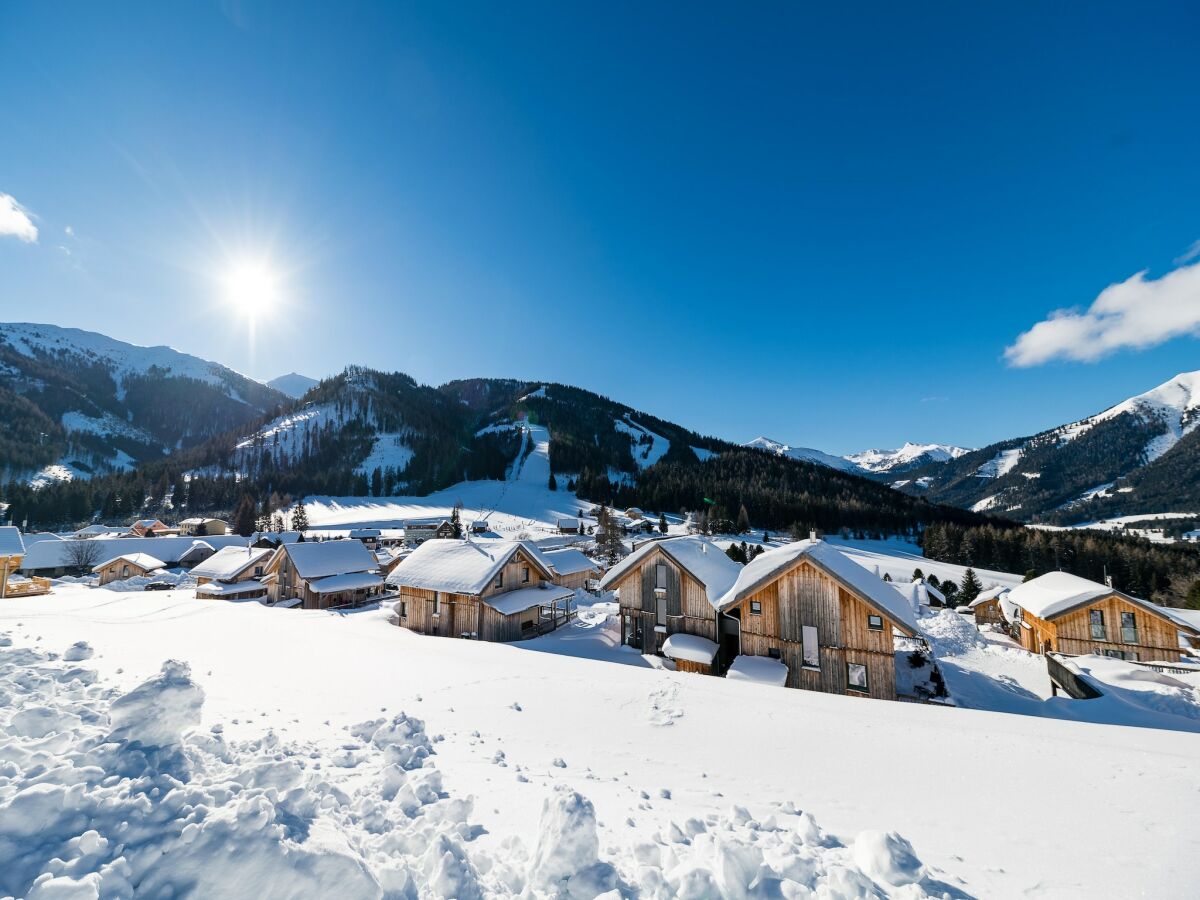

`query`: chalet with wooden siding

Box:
[93,552,167,586]
[190,545,273,600]
[599,536,742,666]
[1004,572,1198,662]
[404,520,456,545]
[969,586,1011,627]
[263,540,384,610]
[387,539,573,642]
[714,541,919,700]
[179,517,229,536]
[556,518,582,535]
[542,548,604,591]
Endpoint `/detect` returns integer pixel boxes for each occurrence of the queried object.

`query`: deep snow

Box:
[2,586,1198,898]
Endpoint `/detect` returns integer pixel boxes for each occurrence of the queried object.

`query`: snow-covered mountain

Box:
[0,323,286,487]
[895,370,1200,522]
[743,436,865,473]
[845,442,971,474]
[267,372,319,399]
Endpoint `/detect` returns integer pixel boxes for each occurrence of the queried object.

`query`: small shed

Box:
[556,518,581,535]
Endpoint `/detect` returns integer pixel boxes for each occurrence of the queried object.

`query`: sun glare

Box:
[223,260,280,321]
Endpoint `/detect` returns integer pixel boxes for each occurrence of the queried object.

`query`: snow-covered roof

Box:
[598,536,741,609]
[308,571,384,594]
[969,585,1010,608]
[20,535,250,571]
[556,518,581,528]
[24,532,64,545]
[387,540,556,595]
[1008,571,1199,632]
[94,552,167,573]
[662,633,718,664]
[0,526,25,557]
[73,524,115,536]
[281,540,378,580]
[179,517,226,526]
[349,528,381,539]
[716,539,918,634]
[542,548,602,577]
[482,584,573,615]
[180,540,215,554]
[188,545,273,581]
[727,655,789,686]
[195,580,267,597]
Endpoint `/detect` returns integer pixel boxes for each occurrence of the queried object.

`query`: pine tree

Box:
[882,572,892,582]
[912,567,924,581]
[1186,579,1200,610]
[959,568,983,606]
[658,513,668,534]
[233,494,257,537]
[1023,569,1037,582]
[548,473,558,491]
[736,503,750,533]
[450,503,464,539]
[290,499,309,533]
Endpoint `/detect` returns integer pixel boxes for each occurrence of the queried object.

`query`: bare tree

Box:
[63,540,104,575]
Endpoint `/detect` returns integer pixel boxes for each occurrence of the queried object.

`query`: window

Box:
[1089,609,1106,640]
[656,593,668,626]
[750,600,762,615]
[768,647,781,660]
[655,563,668,590]
[400,601,407,618]
[801,625,820,669]
[522,566,530,584]
[495,571,504,589]
[1120,611,1138,644]
[847,663,869,692]
[867,614,883,631]
[433,593,441,615]
[253,566,263,576]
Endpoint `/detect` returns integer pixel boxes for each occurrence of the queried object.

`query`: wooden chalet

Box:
[387,539,574,641]
[0,527,50,598]
[177,540,216,568]
[1004,572,1198,662]
[969,586,1011,627]
[93,552,167,586]
[129,519,176,538]
[179,517,229,536]
[190,545,273,600]
[263,540,384,610]
[556,518,582,535]
[349,528,382,550]
[404,519,456,545]
[542,548,604,590]
[599,536,742,664]
[600,537,921,701]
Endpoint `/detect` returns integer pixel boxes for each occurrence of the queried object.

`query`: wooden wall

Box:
[395,582,538,643]
[611,546,718,655]
[553,569,596,591]
[729,560,899,700]
[1049,594,1184,661]
[972,598,1005,625]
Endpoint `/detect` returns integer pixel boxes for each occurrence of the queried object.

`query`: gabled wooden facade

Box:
[608,544,720,658]
[1012,592,1192,662]
[721,557,908,700]
[971,596,1007,627]
[395,544,568,642]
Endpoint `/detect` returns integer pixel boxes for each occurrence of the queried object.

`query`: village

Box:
[4,484,1198,712]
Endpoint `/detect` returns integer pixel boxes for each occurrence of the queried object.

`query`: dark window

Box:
[867,614,883,631]
[655,563,668,590]
[522,566,530,584]
[496,571,504,589]
[433,593,441,615]
[768,647,781,660]
[1120,611,1137,644]
[400,601,407,618]
[254,566,263,576]
[1089,609,1105,640]
[750,600,762,615]
[847,663,868,692]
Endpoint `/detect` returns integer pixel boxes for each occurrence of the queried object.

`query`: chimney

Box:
[809,530,817,542]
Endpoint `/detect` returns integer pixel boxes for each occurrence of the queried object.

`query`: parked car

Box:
[144,581,173,591]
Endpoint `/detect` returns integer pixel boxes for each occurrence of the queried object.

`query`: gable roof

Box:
[598,536,741,609]
[716,539,918,634]
[969,585,1010,608]
[94,552,167,573]
[387,539,556,594]
[0,526,26,558]
[188,545,273,581]
[20,535,250,571]
[542,548,603,577]
[280,540,378,580]
[1008,571,1200,633]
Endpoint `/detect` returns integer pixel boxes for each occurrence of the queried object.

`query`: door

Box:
[718,611,741,674]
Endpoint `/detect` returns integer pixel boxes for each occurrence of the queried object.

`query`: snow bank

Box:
[727,654,789,686]
[0,629,959,898]
[661,633,718,664]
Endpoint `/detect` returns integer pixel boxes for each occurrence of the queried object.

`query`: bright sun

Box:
[223,260,280,321]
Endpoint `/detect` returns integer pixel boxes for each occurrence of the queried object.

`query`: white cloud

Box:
[0,193,38,243]
[1005,259,1200,367]
[64,225,75,237]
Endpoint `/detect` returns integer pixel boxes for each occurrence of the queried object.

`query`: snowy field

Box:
[3,586,1200,898]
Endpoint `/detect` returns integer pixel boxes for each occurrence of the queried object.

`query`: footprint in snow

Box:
[646,684,683,726]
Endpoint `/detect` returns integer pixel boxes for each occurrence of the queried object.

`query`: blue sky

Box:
[2,1,1199,454]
